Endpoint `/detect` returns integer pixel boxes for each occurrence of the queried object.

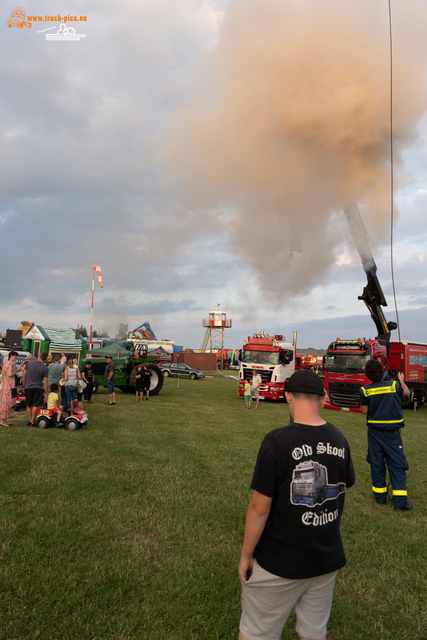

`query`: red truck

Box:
[323,339,427,411]
[238,333,296,401]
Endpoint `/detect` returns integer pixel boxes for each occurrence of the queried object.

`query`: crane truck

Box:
[323,204,427,411]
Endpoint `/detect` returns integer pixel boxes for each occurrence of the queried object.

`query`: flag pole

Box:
[89,269,95,346]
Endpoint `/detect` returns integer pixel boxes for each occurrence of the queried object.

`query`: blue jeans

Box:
[65,385,78,410]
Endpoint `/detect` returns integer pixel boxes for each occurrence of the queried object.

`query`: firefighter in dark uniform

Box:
[360,359,413,511]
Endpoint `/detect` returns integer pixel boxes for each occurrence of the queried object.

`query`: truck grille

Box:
[329,381,362,408]
[242,368,272,383]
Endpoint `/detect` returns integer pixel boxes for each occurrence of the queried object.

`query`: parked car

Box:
[161,363,205,380]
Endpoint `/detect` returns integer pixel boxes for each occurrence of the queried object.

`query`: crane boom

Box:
[343,204,397,353]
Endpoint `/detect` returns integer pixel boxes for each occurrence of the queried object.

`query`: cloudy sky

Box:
[1,0,426,350]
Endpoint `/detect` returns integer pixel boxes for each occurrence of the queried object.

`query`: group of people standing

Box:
[0,350,97,428]
[0,348,153,425]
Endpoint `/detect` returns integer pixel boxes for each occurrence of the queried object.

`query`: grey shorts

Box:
[240,559,337,640]
[251,389,259,399]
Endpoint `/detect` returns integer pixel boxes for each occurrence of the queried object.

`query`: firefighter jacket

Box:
[360,380,404,431]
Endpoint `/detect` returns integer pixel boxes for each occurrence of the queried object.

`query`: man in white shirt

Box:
[250,370,262,409]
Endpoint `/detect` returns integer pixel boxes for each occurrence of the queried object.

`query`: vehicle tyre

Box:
[163,370,170,378]
[92,380,99,394]
[36,416,51,429]
[190,373,197,380]
[129,364,164,396]
[65,418,81,431]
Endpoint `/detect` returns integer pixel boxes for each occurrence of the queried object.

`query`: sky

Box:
[1,0,426,351]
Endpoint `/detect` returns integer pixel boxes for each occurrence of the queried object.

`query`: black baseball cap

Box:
[287,370,325,396]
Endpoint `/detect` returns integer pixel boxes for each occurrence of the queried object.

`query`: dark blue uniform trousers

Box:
[367,428,409,508]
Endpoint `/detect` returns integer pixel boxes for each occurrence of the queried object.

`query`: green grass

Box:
[0,376,426,639]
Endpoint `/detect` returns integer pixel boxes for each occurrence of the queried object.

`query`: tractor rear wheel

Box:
[129,364,164,396]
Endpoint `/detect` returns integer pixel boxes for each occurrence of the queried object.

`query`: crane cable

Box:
[388,0,403,382]
[388,0,401,347]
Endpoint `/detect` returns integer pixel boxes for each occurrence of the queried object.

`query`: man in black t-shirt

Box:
[238,370,355,640]
[82,361,94,403]
[104,356,116,405]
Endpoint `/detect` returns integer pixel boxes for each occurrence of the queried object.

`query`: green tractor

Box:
[81,340,167,396]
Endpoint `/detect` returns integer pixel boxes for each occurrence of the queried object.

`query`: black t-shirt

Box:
[104,362,116,383]
[251,421,355,580]
[83,367,94,383]
[142,370,152,387]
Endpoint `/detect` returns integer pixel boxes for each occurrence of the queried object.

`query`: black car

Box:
[161,363,206,380]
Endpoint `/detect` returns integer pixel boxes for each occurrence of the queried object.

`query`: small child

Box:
[135,365,143,402]
[77,378,86,410]
[47,383,63,425]
[244,379,252,409]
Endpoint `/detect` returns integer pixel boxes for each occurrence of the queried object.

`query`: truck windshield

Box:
[324,351,371,373]
[241,351,280,365]
[294,470,314,481]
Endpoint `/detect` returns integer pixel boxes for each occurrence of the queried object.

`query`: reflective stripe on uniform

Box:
[361,381,397,397]
[367,418,404,424]
[392,490,407,496]
[372,486,387,493]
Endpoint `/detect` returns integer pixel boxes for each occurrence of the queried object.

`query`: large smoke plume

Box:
[168,0,427,301]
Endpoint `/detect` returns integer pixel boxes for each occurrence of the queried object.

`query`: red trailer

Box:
[388,341,427,405]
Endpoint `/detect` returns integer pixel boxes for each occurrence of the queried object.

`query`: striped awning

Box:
[40,326,83,351]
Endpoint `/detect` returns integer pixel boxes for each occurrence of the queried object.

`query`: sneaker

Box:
[394,503,413,511]
[112,402,116,405]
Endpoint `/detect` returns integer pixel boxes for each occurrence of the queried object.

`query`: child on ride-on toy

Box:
[47,383,63,425]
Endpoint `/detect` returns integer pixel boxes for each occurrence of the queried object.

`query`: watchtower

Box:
[201,306,232,354]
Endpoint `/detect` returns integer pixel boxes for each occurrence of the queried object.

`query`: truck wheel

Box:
[36,416,51,429]
[92,381,99,394]
[129,364,164,396]
[65,418,81,431]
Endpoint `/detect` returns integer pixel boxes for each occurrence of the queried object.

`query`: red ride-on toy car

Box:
[36,400,88,431]
[14,385,27,412]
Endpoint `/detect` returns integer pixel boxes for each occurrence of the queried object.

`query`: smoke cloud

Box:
[168,0,427,300]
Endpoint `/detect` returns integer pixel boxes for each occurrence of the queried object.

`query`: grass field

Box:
[0,375,426,640]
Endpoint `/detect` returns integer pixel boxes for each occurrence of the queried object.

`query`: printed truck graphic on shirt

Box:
[7,7,32,28]
[291,460,345,506]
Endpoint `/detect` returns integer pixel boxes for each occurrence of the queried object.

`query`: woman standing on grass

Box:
[63,358,81,412]
[0,351,19,427]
